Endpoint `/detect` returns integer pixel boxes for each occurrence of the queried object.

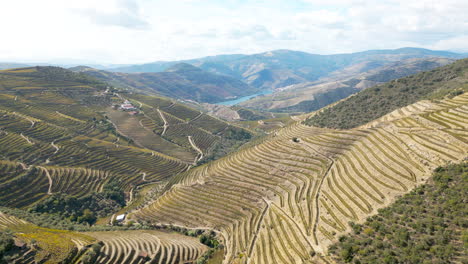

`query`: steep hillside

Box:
[0,66,252,212]
[305,58,468,129]
[109,48,465,90]
[329,163,467,263]
[132,88,468,264]
[72,63,258,104]
[240,57,454,112]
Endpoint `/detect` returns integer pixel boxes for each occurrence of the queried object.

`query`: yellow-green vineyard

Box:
[132,93,468,264]
[0,212,208,264]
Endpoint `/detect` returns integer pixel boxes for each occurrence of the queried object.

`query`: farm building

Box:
[116,214,126,222]
[120,103,137,111]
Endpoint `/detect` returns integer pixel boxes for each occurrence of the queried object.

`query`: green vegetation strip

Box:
[305,58,468,129]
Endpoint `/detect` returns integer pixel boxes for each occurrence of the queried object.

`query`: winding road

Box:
[157,109,168,136]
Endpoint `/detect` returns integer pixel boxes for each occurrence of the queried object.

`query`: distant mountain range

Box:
[2,48,467,107]
[106,47,467,90]
[0,63,31,70]
[70,63,259,103]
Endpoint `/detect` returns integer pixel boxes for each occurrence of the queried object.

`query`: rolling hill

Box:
[71,63,259,104]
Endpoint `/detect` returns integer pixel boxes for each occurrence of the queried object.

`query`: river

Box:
[216,90,273,106]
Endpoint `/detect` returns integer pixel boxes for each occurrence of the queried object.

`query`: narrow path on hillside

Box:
[300,141,335,249]
[51,141,59,154]
[12,112,35,128]
[142,172,147,181]
[188,111,203,123]
[128,187,134,204]
[312,160,334,246]
[20,133,33,144]
[272,202,316,250]
[290,115,302,121]
[247,199,270,261]
[38,166,53,195]
[19,162,30,170]
[165,102,175,109]
[107,119,145,149]
[188,136,203,163]
[157,109,168,136]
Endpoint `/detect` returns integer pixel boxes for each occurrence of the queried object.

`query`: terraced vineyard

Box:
[0,66,253,211]
[0,66,257,263]
[133,92,468,264]
[115,93,253,160]
[87,230,207,264]
[0,211,209,264]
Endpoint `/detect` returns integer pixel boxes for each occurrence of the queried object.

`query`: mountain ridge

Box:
[71,64,259,104]
[106,48,466,91]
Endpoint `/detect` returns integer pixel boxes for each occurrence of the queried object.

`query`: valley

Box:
[2,0,468,262]
[0,58,466,264]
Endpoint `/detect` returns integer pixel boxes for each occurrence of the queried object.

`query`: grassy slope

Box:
[329,163,467,264]
[304,58,468,129]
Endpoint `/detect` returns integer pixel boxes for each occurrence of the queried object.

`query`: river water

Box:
[216,90,273,106]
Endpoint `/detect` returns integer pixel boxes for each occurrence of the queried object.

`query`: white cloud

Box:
[0,0,466,64]
[75,0,149,29]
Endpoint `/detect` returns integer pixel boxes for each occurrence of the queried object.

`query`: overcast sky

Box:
[1,0,467,64]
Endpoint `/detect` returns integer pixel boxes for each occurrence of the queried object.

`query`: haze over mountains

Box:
[3,48,466,109]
